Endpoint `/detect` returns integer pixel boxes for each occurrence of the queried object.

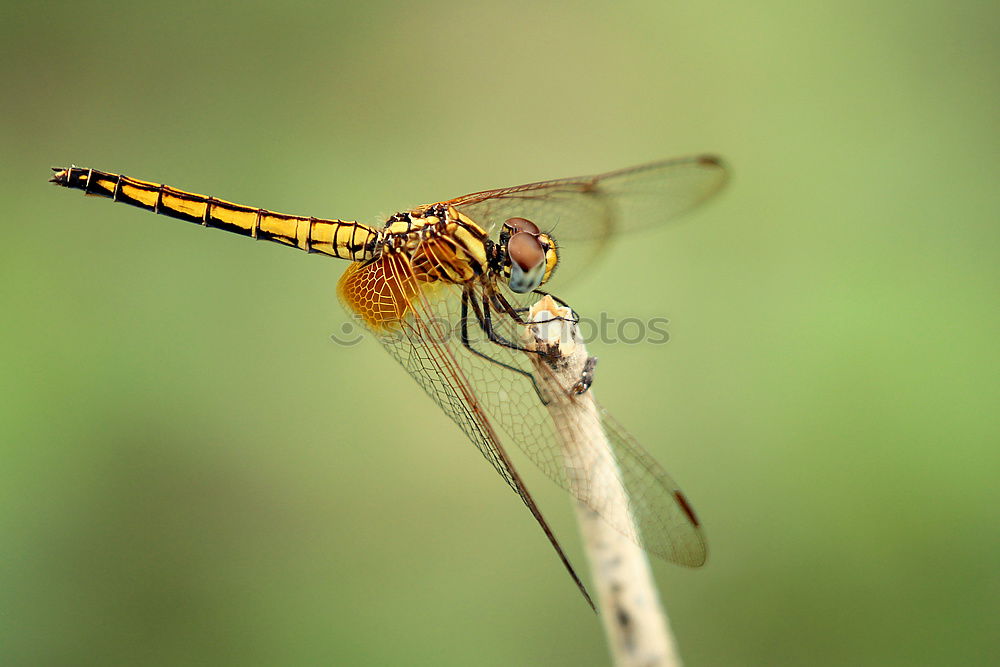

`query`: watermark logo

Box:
[330,313,670,347]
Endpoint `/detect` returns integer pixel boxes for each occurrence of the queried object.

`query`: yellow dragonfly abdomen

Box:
[50,166,379,261]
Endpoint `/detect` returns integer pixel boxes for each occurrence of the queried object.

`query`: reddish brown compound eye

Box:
[507,231,545,271]
[504,217,540,236]
[507,231,547,293]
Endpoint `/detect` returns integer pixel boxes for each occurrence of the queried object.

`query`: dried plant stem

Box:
[524,296,682,667]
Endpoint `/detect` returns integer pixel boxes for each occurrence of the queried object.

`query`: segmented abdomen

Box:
[51,167,378,261]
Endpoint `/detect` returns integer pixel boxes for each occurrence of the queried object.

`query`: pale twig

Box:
[522,295,682,667]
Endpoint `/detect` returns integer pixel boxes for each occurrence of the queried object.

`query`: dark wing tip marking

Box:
[673,490,700,528]
[696,154,725,168]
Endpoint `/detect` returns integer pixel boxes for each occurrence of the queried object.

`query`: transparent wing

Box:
[341,251,593,606]
[434,155,727,241]
[456,283,707,566]
[357,252,706,568]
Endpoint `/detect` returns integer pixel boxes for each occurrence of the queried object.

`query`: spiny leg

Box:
[460,290,551,405]
[491,289,595,394]
[460,290,536,379]
[491,289,577,327]
[474,292,540,355]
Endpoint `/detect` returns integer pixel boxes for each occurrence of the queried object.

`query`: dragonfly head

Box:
[501,217,558,293]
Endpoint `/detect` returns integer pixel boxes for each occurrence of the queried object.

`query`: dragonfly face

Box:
[497,216,558,293]
[50,156,728,607]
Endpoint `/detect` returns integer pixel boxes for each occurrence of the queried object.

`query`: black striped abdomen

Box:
[50,167,378,261]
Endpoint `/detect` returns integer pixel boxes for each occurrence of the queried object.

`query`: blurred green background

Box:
[2,1,998,665]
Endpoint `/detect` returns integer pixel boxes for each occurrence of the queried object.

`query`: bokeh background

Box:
[2,2,998,665]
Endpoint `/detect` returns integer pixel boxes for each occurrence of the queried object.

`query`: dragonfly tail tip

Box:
[49,167,69,185]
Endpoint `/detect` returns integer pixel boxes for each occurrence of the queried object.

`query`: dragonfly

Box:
[50,156,727,608]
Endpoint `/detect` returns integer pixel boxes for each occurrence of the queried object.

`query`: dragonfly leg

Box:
[460,292,535,375]
[491,291,532,324]
[471,292,541,355]
[491,293,529,315]
[492,289,594,394]
[460,291,552,406]
[493,290,579,326]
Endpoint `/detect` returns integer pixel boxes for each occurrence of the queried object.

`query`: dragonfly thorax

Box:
[376,206,493,286]
[376,206,558,294]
